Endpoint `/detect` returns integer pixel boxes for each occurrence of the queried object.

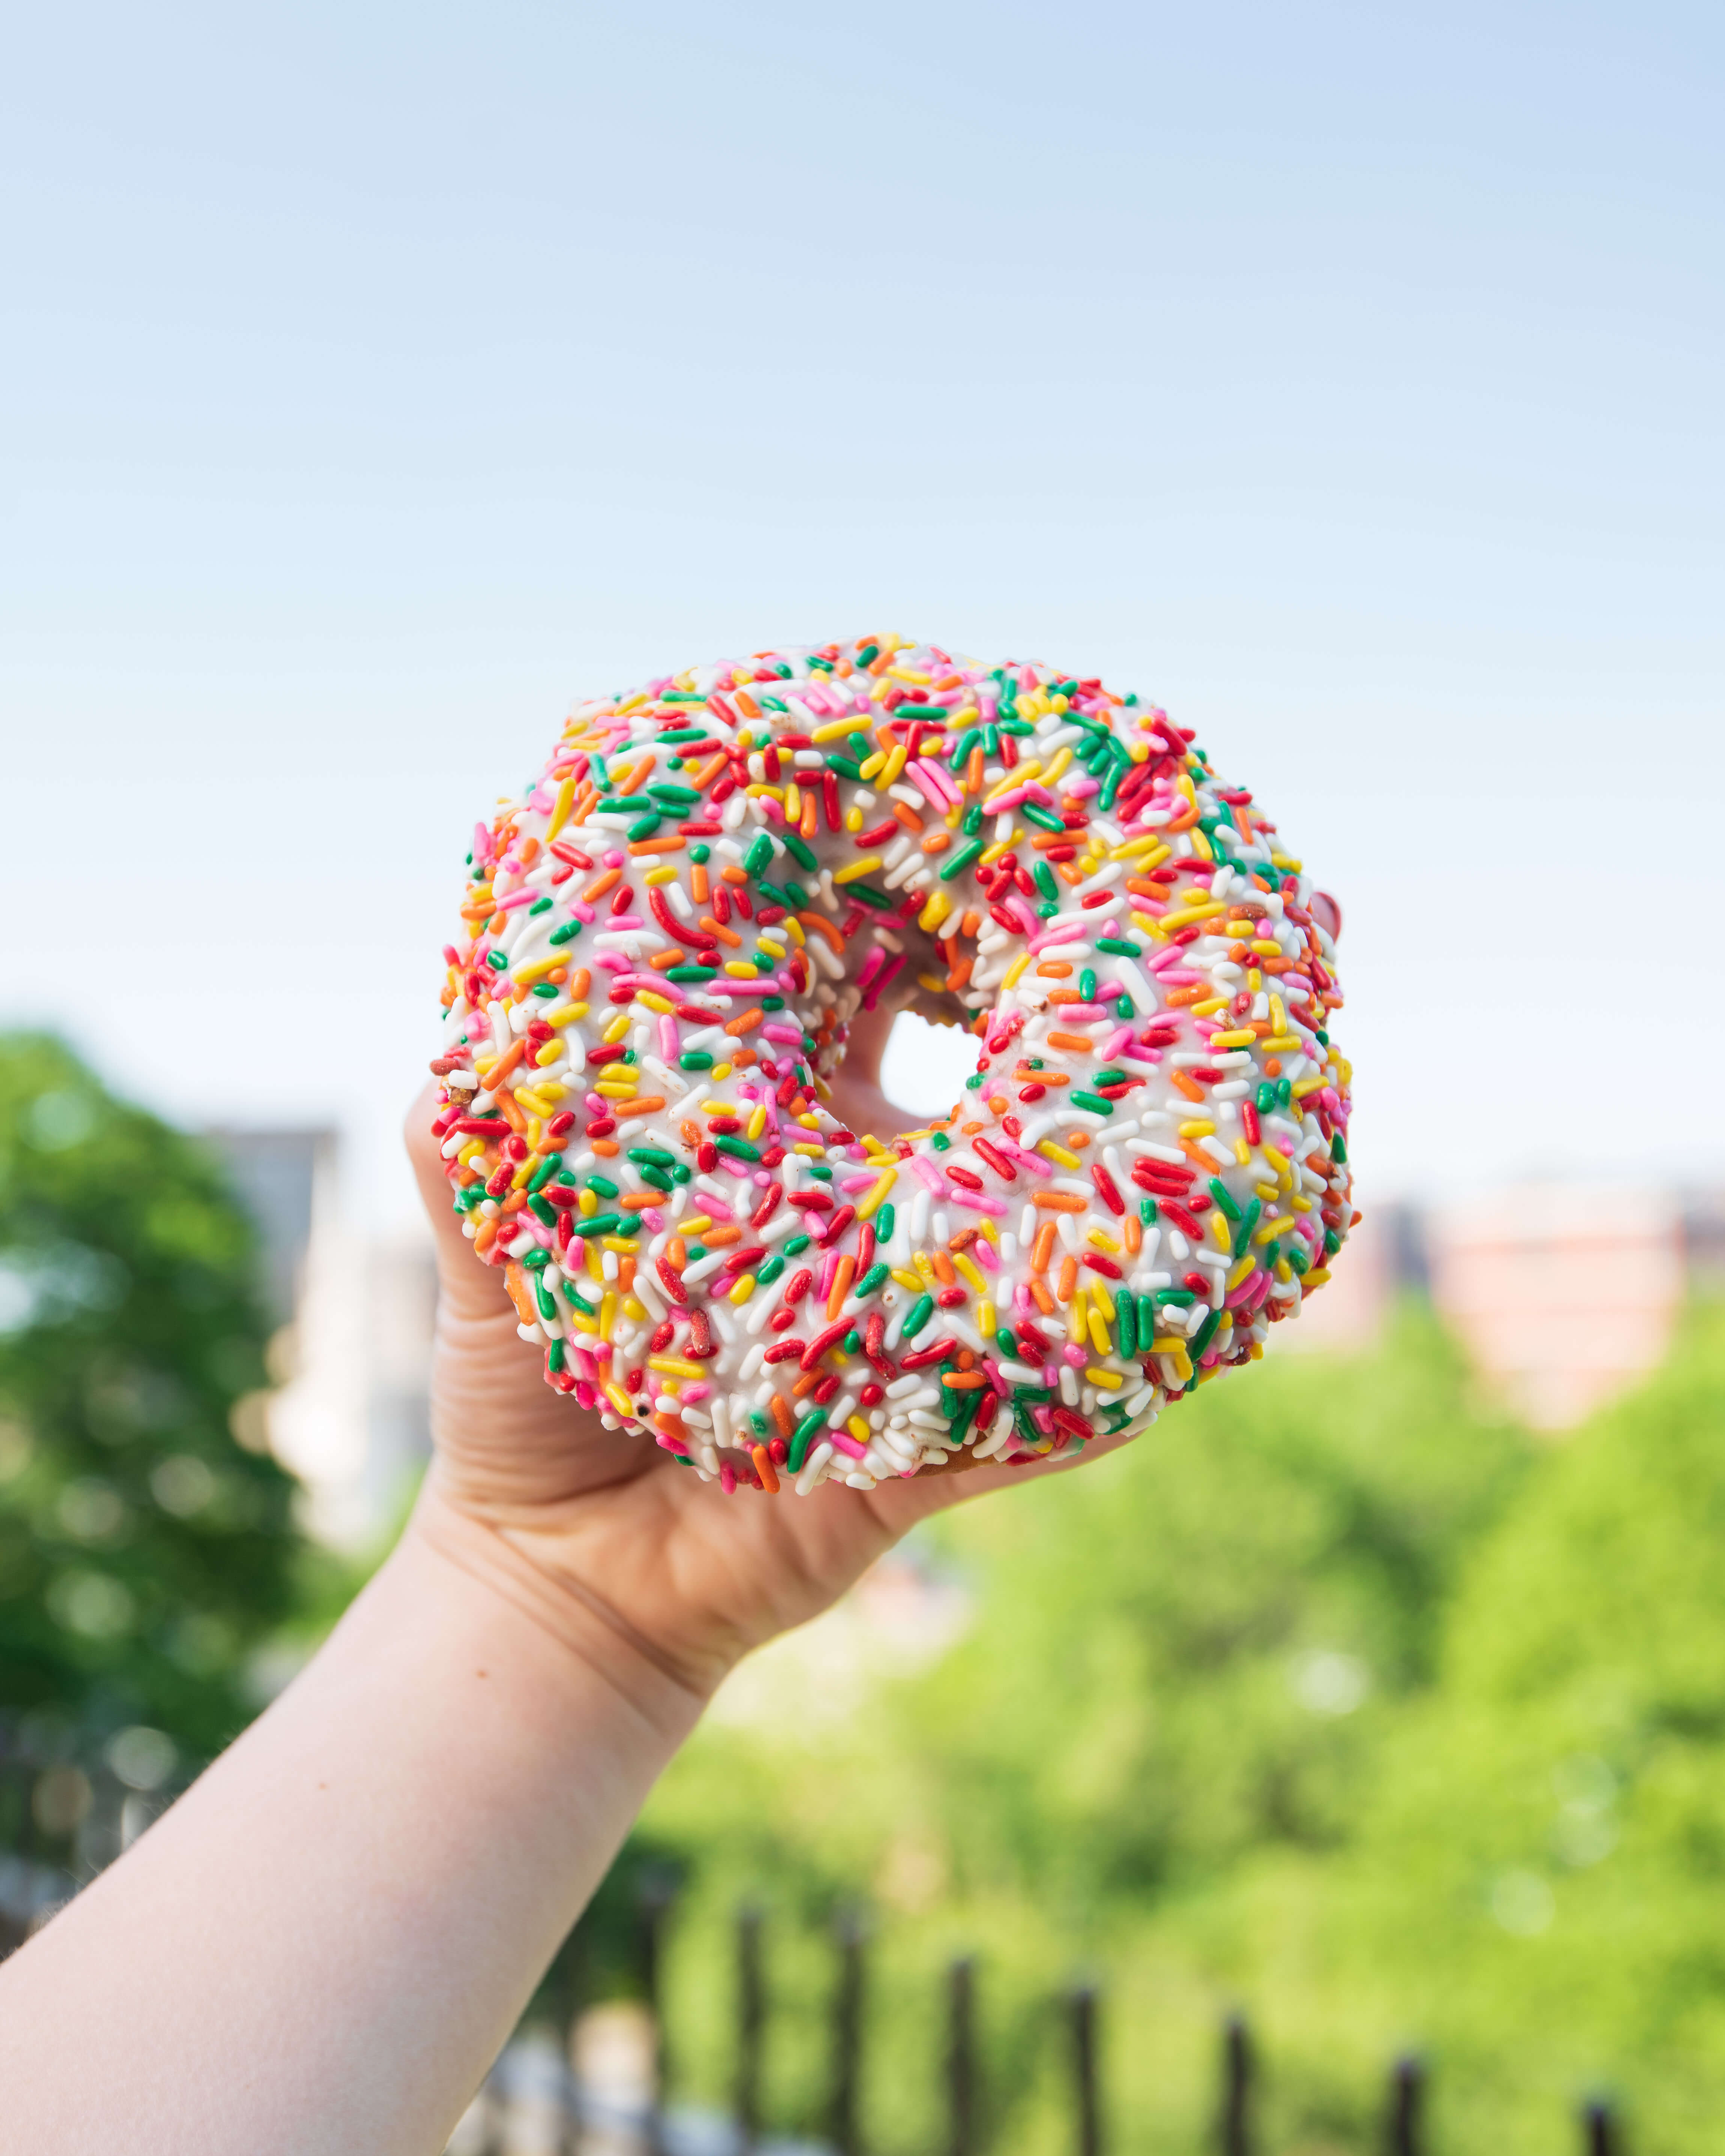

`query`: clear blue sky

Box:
[5,1,1721,1227]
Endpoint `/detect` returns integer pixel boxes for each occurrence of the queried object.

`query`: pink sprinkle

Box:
[762,1023,803,1044]
[948,1189,1008,1218]
[829,1431,868,1460]
[658,1015,678,1058]
[1100,1025,1134,1058]
[1062,1344,1086,1368]
[603,849,624,868]
[971,1237,1000,1273]
[907,1156,949,1193]
[697,1192,736,1221]
[1148,944,1186,974]
[1030,921,1087,953]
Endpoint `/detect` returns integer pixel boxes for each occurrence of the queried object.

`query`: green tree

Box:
[0,1033,302,1763]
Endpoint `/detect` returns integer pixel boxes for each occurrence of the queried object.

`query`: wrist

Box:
[403,1481,718,1741]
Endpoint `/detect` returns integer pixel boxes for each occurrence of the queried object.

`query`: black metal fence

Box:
[0,1733,1631,2154]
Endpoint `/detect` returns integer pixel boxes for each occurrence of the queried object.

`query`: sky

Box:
[4,0,1722,1232]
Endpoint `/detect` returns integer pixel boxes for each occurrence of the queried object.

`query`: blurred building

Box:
[203,1129,435,1548]
[1426,1184,1684,1431]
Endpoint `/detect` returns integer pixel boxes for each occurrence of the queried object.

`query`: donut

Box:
[430,636,1355,1497]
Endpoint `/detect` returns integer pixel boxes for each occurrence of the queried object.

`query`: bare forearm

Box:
[0,1502,705,2155]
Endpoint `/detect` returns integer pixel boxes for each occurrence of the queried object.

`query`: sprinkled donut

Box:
[430,637,1356,1497]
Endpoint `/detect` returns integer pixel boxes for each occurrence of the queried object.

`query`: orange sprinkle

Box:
[615,758,654,798]
[1180,1138,1219,1172]
[503,1264,537,1326]
[946,958,974,992]
[582,868,622,904]
[1037,962,1073,979]
[474,1216,498,1254]
[628,836,686,857]
[1165,985,1207,1008]
[618,1257,636,1291]
[921,831,952,855]
[648,949,683,973]
[703,1225,742,1249]
[959,910,981,937]
[892,801,925,833]
[1029,1277,1056,1316]
[613,1095,668,1119]
[734,689,762,718]
[1047,1031,1095,1053]
[700,917,743,948]
[517,837,541,867]
[1057,1255,1079,1303]
[667,1236,687,1269]
[1170,1069,1205,1103]
[800,796,819,841]
[1064,1131,1090,1150]
[719,865,750,886]
[826,1256,856,1319]
[690,752,728,789]
[931,1249,956,1287]
[1124,1215,1143,1256]
[619,1193,659,1212]
[942,1371,985,1391]
[591,1138,620,1156]
[1033,1192,1087,1213]
[569,969,591,998]
[791,1369,822,1398]
[692,863,710,904]
[799,911,847,953]
[1032,1222,1059,1272]
[752,1443,780,1494]
[724,1009,762,1037]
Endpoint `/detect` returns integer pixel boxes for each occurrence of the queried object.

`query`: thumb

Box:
[405,1080,517,1324]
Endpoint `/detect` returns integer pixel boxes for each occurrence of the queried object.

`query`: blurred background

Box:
[3,0,1722,2149]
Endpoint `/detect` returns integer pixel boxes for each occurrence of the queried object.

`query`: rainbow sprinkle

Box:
[430,637,1356,1495]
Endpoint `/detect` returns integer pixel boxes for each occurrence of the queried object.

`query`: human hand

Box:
[406,1009,1132,1705]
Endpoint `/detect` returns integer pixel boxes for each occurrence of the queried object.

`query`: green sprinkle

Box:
[1209,1176,1242,1222]
[1079,967,1096,1001]
[689,842,711,864]
[902,1293,934,1340]
[995,1327,1019,1359]
[569,1214,621,1238]
[876,1203,895,1242]
[784,1233,812,1257]
[961,804,983,836]
[588,1174,619,1199]
[486,950,509,970]
[1232,1198,1262,1258]
[1096,937,1141,957]
[637,1164,673,1193]
[854,1262,890,1299]
[1114,997,1134,1019]
[678,1051,714,1071]
[529,1194,557,1228]
[1139,1196,1158,1225]
[1021,801,1066,834]
[714,1135,761,1162]
[626,813,662,842]
[939,839,985,883]
[930,1130,950,1151]
[1033,861,1058,902]
[780,831,818,872]
[1117,1293,1138,1357]
[1068,1091,1113,1116]
[1190,1307,1223,1359]
[530,983,559,998]
[743,833,774,875]
[648,782,701,806]
[528,1153,563,1193]
[548,919,583,946]
[667,965,717,983]
[627,1146,676,1166]
[1331,1132,1348,1163]
[529,896,553,916]
[825,755,865,780]
[756,1254,787,1288]
[847,884,895,910]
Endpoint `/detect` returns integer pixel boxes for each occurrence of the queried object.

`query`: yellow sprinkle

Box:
[881,744,908,785]
[578,1190,597,1217]
[644,865,678,886]
[1261,1034,1301,1052]
[1086,1307,1110,1356]
[847,1414,871,1443]
[636,991,675,1015]
[534,1042,564,1068]
[648,1355,704,1379]
[1208,1029,1256,1049]
[918,888,954,933]
[1190,998,1230,1017]
[979,834,1016,866]
[712,1062,732,1080]
[1108,834,1172,863]
[1234,1138,1251,1166]
[598,1236,637,1254]
[513,955,564,986]
[595,1079,640,1099]
[546,1002,588,1028]
[978,1298,997,1337]
[793,1141,826,1158]
[1251,1216,1280,1245]
[1002,952,1030,988]
[917,971,946,994]
[1292,1075,1327,1098]
[1068,1289,1089,1345]
[1086,1366,1123,1389]
[954,1253,987,1293]
[1289,1193,1313,1213]
[1254,1182,1280,1202]
[568,1311,598,1335]
[603,1383,633,1416]
[1275,1258,1292,1282]
[913,1251,937,1288]
[1211,1212,1232,1250]
[1270,853,1303,871]
[781,916,806,946]
[1039,1140,1081,1169]
[683,1215,713,1235]
[599,1290,617,1342]
[858,752,886,780]
[602,1012,630,1044]
[1086,1229,1121,1254]
[812,718,862,743]
[723,961,759,978]
[621,1297,648,1322]
[1159,900,1225,931]
[1088,1278,1116,1321]
[746,1104,767,1141]
[1041,745,1073,786]
[890,1267,924,1292]
[856,1169,898,1219]
[744,785,785,802]
[1227,1253,1256,1288]
[1178,1119,1217,1138]
[844,807,864,833]
[979,1218,1000,1246]
[547,774,578,840]
[728,1273,757,1305]
[1303,1267,1331,1285]
[1132,911,1169,940]
[834,857,884,884]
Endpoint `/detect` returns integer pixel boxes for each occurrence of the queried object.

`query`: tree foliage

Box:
[0,1033,301,1760]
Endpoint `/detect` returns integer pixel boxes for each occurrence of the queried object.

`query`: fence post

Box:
[1385,2054,1423,2156]
[1220,2014,1252,2156]
[828,1908,866,2156]
[947,1956,977,2156]
[1069,1985,1102,2156]
[1583,2098,1621,2156]
[736,1902,766,2153]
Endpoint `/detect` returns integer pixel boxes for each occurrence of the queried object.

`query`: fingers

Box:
[404,1081,519,1323]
